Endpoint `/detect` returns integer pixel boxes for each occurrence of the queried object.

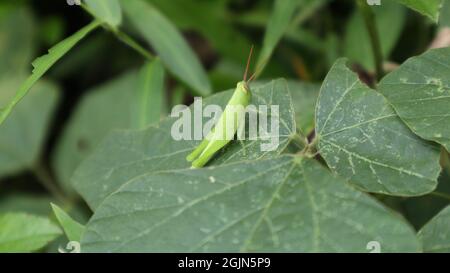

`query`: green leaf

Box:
[379,47,450,152]
[287,80,319,135]
[53,71,140,190]
[0,21,99,125]
[72,79,296,210]
[344,1,406,71]
[393,0,443,22]
[418,205,450,252]
[85,0,122,27]
[121,0,212,96]
[133,59,165,129]
[0,79,59,177]
[0,194,54,216]
[0,213,61,253]
[256,0,300,71]
[81,156,419,252]
[51,203,85,242]
[148,0,252,63]
[316,59,441,196]
[439,0,450,26]
[257,0,329,72]
[0,6,35,76]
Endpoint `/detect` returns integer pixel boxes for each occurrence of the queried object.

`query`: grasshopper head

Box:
[237,81,250,93]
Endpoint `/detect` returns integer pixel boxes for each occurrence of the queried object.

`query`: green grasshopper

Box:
[186,47,257,168]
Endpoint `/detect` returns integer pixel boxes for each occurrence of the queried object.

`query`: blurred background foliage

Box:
[0,0,449,252]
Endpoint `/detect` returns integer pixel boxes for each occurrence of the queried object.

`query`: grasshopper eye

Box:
[243,82,250,93]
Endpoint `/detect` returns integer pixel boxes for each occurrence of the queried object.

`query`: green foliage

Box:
[316,59,441,196]
[121,0,212,96]
[148,0,252,64]
[0,79,59,176]
[51,203,85,242]
[439,0,450,26]
[418,205,450,252]
[0,21,99,125]
[53,71,141,190]
[394,0,443,22]
[2,0,450,253]
[257,0,301,72]
[85,0,122,28]
[0,194,54,216]
[81,157,419,252]
[133,59,165,129]
[72,80,296,210]
[344,1,406,71]
[0,213,61,252]
[0,6,35,77]
[379,47,450,152]
[287,81,319,135]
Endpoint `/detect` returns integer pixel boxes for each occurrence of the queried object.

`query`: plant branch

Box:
[430,191,450,201]
[357,0,384,80]
[112,29,155,60]
[291,133,308,150]
[80,3,154,61]
[442,149,450,174]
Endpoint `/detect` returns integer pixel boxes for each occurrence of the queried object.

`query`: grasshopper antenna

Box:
[248,59,268,83]
[243,45,254,82]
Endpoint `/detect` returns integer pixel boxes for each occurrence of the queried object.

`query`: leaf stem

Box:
[430,191,450,201]
[112,29,155,61]
[291,133,308,150]
[80,3,154,61]
[356,0,384,80]
[441,149,450,174]
[298,135,320,158]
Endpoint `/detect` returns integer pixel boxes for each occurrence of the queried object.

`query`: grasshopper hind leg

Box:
[186,138,210,162]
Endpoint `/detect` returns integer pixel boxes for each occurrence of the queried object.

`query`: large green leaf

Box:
[51,204,85,242]
[344,1,405,71]
[121,0,211,96]
[393,0,443,22]
[0,21,99,125]
[81,156,419,252]
[0,78,59,177]
[85,0,122,27]
[379,47,450,152]
[53,71,139,190]
[0,213,61,252]
[0,5,35,76]
[316,59,441,196]
[418,205,450,252]
[72,79,296,210]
